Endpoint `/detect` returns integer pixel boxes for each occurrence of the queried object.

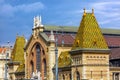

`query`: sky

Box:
[0,0,120,46]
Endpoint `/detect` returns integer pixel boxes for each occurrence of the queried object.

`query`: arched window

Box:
[76,71,80,80]
[69,73,72,80]
[63,74,65,80]
[30,61,34,72]
[43,59,47,77]
[36,44,41,71]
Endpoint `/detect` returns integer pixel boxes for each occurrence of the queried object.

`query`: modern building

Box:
[25,9,120,80]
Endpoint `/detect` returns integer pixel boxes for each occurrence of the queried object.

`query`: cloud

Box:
[15,2,44,13]
[0,2,44,17]
[90,1,120,25]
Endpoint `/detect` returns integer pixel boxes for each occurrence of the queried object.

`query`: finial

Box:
[83,8,86,16]
[40,15,41,24]
[33,16,36,28]
[49,30,55,42]
[92,8,94,16]
[39,15,43,27]
[17,33,18,36]
[84,8,86,13]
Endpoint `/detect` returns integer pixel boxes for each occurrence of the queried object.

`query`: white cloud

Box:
[90,1,120,25]
[0,2,44,17]
[15,2,44,13]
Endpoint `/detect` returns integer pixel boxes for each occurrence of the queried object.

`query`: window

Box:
[43,59,47,77]
[36,45,41,71]
[30,61,34,72]
[76,71,80,80]
[63,75,65,80]
[69,73,72,80]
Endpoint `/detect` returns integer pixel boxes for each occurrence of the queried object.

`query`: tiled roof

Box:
[72,13,108,50]
[46,33,75,46]
[10,36,26,73]
[16,64,25,73]
[104,35,120,47]
[110,48,120,59]
[58,51,72,67]
[0,47,7,54]
[44,25,120,35]
[11,36,25,63]
[46,33,120,48]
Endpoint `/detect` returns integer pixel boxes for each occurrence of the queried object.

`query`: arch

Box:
[76,71,80,80]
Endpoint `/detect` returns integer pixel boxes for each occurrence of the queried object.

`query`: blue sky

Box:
[0,0,120,46]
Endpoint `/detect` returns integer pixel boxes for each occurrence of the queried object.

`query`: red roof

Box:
[47,33,120,47]
[0,47,7,54]
[46,33,120,59]
[104,35,120,47]
[110,48,120,59]
[47,33,75,46]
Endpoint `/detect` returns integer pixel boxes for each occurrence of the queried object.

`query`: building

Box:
[8,36,26,80]
[0,45,11,80]
[25,9,120,80]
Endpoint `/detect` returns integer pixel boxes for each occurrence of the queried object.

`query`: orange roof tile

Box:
[0,47,7,54]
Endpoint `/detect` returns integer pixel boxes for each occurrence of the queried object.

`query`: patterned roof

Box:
[16,64,25,73]
[11,36,26,73]
[46,33,120,48]
[58,51,72,68]
[11,36,25,63]
[57,11,119,67]
[72,13,108,50]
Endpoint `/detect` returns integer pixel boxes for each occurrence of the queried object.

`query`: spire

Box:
[40,15,41,24]
[83,8,86,16]
[39,15,43,27]
[11,36,26,63]
[49,30,55,42]
[92,8,94,16]
[33,15,43,28]
[33,16,35,28]
[72,9,108,50]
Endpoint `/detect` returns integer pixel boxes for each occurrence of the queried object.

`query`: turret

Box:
[48,31,55,80]
[32,15,44,37]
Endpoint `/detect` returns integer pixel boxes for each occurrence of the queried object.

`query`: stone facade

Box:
[25,10,120,80]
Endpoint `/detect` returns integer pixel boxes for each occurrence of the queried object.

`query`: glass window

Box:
[63,75,65,80]
[43,59,47,77]
[36,45,41,71]
[30,61,34,72]
[76,71,80,80]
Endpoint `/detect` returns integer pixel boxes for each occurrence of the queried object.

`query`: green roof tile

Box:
[58,51,72,68]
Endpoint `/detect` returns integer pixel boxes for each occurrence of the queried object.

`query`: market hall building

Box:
[24,9,120,80]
